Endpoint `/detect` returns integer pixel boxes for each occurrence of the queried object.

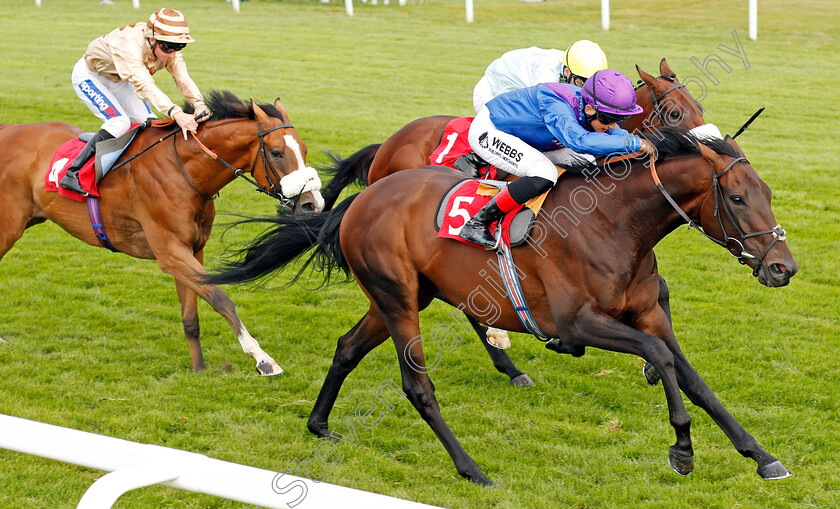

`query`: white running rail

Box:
[0,414,441,509]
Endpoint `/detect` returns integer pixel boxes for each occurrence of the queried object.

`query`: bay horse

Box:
[286,58,712,386]
[0,91,323,376]
[213,128,797,483]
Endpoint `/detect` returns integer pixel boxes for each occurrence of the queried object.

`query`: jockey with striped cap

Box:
[460,69,657,250]
[473,40,609,113]
[61,8,208,196]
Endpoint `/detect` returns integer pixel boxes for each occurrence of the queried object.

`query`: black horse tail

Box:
[204,193,359,287]
[319,144,380,211]
[308,193,358,280]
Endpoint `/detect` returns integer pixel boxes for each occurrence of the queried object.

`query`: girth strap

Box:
[495,239,549,340]
[86,197,119,253]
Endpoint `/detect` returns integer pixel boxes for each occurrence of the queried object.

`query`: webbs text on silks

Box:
[490,137,524,163]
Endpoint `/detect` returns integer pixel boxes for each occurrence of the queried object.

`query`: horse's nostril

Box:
[771,263,788,276]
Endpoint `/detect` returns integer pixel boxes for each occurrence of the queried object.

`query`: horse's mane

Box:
[560,127,740,175]
[182,90,287,123]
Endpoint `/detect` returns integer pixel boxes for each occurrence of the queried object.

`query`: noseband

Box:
[649,156,787,277]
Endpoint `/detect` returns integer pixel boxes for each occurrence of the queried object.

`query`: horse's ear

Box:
[636,64,656,88]
[251,101,270,123]
[696,140,725,170]
[660,58,677,81]
[274,98,290,123]
[724,134,747,158]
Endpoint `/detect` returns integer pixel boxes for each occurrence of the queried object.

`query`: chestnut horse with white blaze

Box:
[0,91,323,375]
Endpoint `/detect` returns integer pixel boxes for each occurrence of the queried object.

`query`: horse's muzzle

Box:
[293,190,325,214]
[756,260,798,287]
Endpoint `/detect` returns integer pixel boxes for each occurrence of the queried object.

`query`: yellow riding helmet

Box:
[145,8,195,44]
[562,40,608,79]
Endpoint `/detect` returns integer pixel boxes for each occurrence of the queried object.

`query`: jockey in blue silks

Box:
[460,69,656,249]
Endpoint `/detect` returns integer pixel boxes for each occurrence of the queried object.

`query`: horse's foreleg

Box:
[569,306,695,476]
[150,237,282,375]
[175,251,205,371]
[650,336,790,478]
[308,308,391,438]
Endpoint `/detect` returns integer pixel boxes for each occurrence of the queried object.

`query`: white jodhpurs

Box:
[71,57,155,138]
[468,108,563,184]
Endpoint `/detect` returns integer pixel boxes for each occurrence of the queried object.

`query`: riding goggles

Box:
[596,110,630,125]
[157,40,187,53]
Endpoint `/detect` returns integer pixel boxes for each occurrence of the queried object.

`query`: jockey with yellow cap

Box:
[61,8,208,195]
[473,40,609,113]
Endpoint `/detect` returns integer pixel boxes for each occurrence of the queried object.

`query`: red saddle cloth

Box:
[428,117,503,179]
[45,138,98,202]
[436,180,524,249]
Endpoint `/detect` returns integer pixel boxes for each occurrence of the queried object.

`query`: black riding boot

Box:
[459,196,506,249]
[59,129,111,196]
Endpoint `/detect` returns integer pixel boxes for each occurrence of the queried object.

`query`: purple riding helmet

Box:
[580,69,643,119]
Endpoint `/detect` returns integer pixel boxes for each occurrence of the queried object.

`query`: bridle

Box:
[648,155,787,277]
[637,74,692,127]
[114,116,299,207]
[182,121,298,207]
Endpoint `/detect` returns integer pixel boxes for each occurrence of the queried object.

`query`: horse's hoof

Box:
[545,338,585,357]
[757,460,791,480]
[307,421,331,439]
[256,360,283,376]
[643,362,661,386]
[668,448,694,476]
[509,374,535,387]
[486,329,511,349]
[469,473,494,487]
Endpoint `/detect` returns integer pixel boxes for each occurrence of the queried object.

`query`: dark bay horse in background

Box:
[316,58,714,385]
[211,129,796,483]
[0,91,323,375]
[320,58,709,209]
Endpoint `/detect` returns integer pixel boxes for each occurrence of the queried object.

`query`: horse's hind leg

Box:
[361,273,491,485]
[308,308,391,438]
[467,315,534,387]
[0,202,35,262]
[436,293,533,386]
[643,274,671,386]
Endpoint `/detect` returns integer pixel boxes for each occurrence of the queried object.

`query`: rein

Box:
[111,116,297,206]
[646,155,787,276]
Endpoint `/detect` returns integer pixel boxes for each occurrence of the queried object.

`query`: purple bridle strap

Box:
[86,197,119,253]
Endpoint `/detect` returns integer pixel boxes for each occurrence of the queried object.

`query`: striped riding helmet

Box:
[145,8,194,44]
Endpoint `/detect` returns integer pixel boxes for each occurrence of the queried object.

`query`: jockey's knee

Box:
[507,175,554,203]
[101,116,131,138]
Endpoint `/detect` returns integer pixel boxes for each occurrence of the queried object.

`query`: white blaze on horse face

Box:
[283,134,306,172]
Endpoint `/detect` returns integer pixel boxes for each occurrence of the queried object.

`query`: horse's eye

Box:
[270,150,283,159]
[669,110,682,121]
[729,195,745,205]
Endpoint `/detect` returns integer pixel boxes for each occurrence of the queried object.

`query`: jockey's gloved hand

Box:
[173,110,198,139]
[639,139,658,159]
